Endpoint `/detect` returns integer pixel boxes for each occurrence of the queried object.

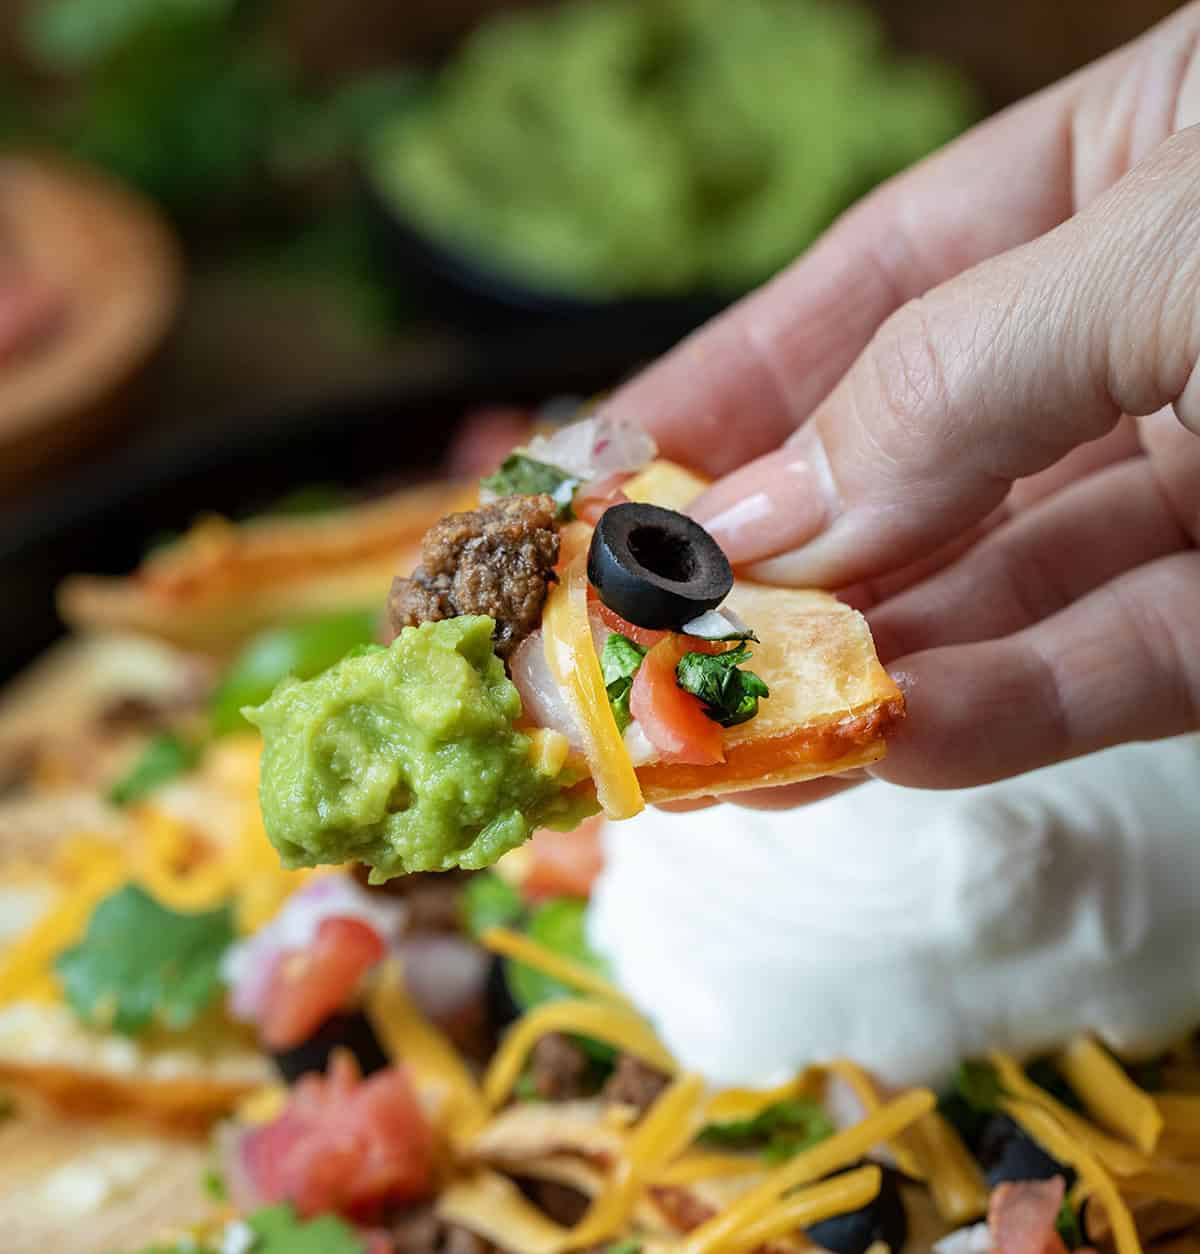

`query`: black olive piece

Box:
[804,1163,907,1254]
[486,955,521,1034]
[587,502,733,631]
[977,1113,1075,1190]
[270,1008,389,1084]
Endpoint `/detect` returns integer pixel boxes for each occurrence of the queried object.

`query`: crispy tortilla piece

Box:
[0,1089,210,1254]
[634,582,903,802]
[58,481,473,653]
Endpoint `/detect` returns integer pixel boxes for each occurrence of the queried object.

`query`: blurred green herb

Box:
[109,732,199,806]
[700,1097,834,1163]
[462,871,525,940]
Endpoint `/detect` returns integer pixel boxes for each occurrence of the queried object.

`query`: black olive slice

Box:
[270,1008,389,1084]
[804,1163,907,1254]
[587,502,733,630]
[977,1113,1073,1188]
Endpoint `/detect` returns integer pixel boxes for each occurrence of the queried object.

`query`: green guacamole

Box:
[367,0,976,299]
[246,616,594,880]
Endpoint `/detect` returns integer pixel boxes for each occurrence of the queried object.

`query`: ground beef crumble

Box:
[387,494,559,659]
[529,1031,592,1101]
[602,1053,670,1113]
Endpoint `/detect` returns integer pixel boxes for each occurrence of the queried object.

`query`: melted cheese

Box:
[1057,1036,1163,1155]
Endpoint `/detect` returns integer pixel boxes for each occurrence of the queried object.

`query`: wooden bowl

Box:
[0,156,182,488]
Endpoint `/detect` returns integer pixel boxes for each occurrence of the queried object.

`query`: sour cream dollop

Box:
[589,736,1200,1091]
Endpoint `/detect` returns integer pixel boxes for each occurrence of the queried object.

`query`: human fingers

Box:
[604,4,1200,476]
[690,128,1200,587]
[867,458,1189,660]
[867,552,1200,789]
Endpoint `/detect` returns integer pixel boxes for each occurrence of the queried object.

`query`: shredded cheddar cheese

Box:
[704,1071,819,1125]
[368,962,487,1144]
[1057,1036,1164,1155]
[565,1072,706,1248]
[1002,1097,1142,1254]
[484,998,677,1108]
[903,1111,988,1225]
[822,1057,925,1181]
[542,539,643,820]
[989,1051,1149,1175]
[480,926,630,1006]
[723,1165,883,1254]
[681,1089,935,1254]
[653,1152,765,1186]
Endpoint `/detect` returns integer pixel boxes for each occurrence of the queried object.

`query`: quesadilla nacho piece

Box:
[58,481,471,653]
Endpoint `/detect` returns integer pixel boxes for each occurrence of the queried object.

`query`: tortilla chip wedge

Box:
[58,480,472,653]
[632,581,903,802]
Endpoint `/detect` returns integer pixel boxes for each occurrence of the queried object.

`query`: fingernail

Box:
[691,425,834,565]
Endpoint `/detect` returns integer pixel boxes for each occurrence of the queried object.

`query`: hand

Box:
[604,5,1200,796]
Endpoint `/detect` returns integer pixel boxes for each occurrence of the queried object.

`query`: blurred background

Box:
[0,0,1187,669]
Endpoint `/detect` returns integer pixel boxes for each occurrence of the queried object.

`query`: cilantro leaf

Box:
[55,884,234,1035]
[481,454,581,519]
[1056,1200,1083,1250]
[109,733,199,806]
[601,634,647,733]
[701,1097,833,1163]
[606,1243,643,1254]
[675,646,769,727]
[462,870,525,939]
[954,1059,1003,1113]
[244,1204,368,1254]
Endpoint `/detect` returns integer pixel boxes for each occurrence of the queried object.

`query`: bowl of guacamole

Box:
[364,0,976,313]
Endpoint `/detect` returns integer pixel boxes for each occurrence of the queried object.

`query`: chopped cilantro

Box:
[675,645,769,727]
[243,1204,369,1254]
[1056,1200,1083,1250]
[108,733,198,806]
[462,870,525,939]
[700,1097,834,1163]
[606,1242,643,1254]
[202,1163,226,1202]
[601,634,647,733]
[260,484,351,517]
[955,1060,1003,1112]
[1026,1057,1084,1111]
[55,884,234,1035]
[481,453,581,518]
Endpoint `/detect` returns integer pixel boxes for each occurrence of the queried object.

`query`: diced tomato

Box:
[589,596,725,654]
[522,816,606,902]
[238,1050,433,1220]
[630,637,724,766]
[574,472,632,525]
[988,1178,1069,1254]
[260,916,386,1051]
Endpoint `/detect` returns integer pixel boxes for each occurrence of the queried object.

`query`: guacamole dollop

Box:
[367,0,976,299]
[246,616,590,879]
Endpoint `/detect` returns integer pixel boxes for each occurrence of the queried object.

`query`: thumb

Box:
[691,127,1200,587]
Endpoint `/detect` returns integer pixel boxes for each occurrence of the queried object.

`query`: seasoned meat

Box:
[529,1031,592,1101]
[388,495,559,659]
[389,1206,497,1254]
[603,1053,670,1113]
[516,1177,591,1227]
[352,863,468,933]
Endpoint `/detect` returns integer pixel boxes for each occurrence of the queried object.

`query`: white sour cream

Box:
[589,736,1200,1091]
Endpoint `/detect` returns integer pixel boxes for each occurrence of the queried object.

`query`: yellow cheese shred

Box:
[480,926,630,1006]
[989,1051,1149,1176]
[1056,1036,1163,1155]
[623,460,710,512]
[822,1058,925,1180]
[437,1170,569,1254]
[1001,1097,1142,1254]
[565,1072,706,1249]
[723,1165,883,1254]
[903,1111,988,1226]
[704,1071,820,1125]
[542,539,643,820]
[682,1089,935,1254]
[1155,1093,1200,1154]
[368,962,487,1144]
[484,998,676,1108]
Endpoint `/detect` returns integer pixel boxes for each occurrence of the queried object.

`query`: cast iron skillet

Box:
[0,329,685,683]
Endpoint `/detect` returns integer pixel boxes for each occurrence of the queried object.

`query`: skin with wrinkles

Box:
[602,3,1200,799]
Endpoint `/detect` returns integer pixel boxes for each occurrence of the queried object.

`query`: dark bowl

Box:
[358,161,735,339]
